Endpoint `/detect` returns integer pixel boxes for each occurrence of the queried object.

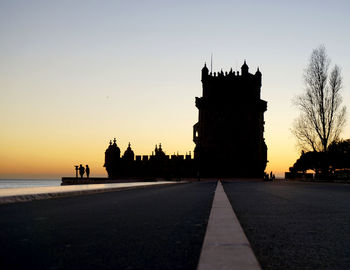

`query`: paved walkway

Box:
[223,180,350,270]
[198,181,260,270]
[0,182,216,270]
[2,180,350,269]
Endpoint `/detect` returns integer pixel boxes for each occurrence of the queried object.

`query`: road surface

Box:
[2,180,350,270]
[0,182,216,270]
[223,180,350,270]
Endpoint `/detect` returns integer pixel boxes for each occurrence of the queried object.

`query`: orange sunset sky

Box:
[1,0,350,178]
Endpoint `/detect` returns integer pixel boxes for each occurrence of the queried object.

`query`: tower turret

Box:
[255,67,262,86]
[241,60,249,76]
[154,143,166,159]
[194,59,267,178]
[201,63,209,81]
[122,142,134,161]
[255,67,261,76]
[111,138,121,158]
[104,138,121,178]
[104,140,113,167]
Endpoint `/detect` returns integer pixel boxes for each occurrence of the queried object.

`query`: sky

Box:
[1,0,350,178]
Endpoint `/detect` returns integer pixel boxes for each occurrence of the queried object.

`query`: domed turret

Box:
[201,62,209,81]
[123,142,135,161]
[104,138,122,178]
[241,60,249,76]
[104,138,120,169]
[202,62,209,72]
[111,138,121,157]
[255,67,261,76]
[104,140,113,167]
[255,67,262,87]
[155,143,166,159]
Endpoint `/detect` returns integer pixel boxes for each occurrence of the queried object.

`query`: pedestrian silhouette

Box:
[86,165,90,178]
[79,164,85,178]
[74,165,79,178]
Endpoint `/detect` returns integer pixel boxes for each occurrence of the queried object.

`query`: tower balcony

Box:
[195,97,202,109]
[258,100,267,112]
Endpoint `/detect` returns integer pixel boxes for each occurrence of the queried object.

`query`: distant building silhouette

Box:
[193,61,267,177]
[104,141,195,179]
[104,60,268,179]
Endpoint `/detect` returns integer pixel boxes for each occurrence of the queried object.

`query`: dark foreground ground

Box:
[2,180,350,270]
[223,180,350,270]
[0,182,216,270]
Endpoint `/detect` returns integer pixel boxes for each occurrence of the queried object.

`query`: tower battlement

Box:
[203,69,261,80]
[202,61,261,78]
[200,61,263,103]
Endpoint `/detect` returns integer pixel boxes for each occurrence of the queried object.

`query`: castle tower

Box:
[104,138,121,178]
[193,61,267,178]
[122,142,135,161]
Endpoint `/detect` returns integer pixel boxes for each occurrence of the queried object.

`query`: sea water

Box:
[0,179,61,189]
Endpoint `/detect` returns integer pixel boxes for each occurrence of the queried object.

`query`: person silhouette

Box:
[86,165,90,178]
[79,164,85,178]
[74,165,79,178]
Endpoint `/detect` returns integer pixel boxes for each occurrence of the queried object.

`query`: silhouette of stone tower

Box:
[193,61,267,178]
[104,138,121,178]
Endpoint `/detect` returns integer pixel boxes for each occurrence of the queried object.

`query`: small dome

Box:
[111,138,120,153]
[255,67,262,76]
[241,60,249,75]
[202,62,209,71]
[123,142,134,161]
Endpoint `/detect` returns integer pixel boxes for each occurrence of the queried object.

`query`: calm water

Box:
[0,179,61,189]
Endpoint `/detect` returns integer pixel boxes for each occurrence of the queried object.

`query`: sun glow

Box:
[1,1,349,179]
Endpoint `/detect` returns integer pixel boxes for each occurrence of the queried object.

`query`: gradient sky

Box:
[1,0,350,178]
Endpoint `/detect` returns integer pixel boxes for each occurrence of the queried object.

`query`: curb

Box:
[197,181,261,270]
[0,181,183,205]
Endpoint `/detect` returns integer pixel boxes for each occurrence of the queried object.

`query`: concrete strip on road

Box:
[197,181,261,270]
[0,181,181,204]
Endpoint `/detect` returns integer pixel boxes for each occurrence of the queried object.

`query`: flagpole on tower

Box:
[210,53,213,74]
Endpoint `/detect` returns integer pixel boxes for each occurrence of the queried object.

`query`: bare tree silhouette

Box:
[292,45,346,152]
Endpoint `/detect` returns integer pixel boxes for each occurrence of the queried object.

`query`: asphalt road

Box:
[223,180,350,270]
[0,182,216,270]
